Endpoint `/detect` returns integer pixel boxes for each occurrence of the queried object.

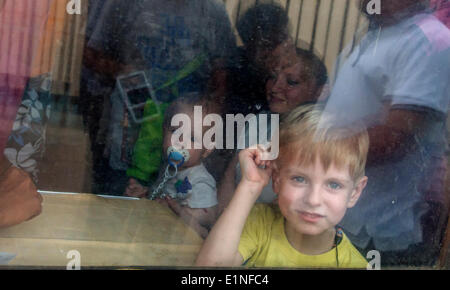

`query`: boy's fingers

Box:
[266,165,273,176]
[255,152,261,166]
[260,144,276,163]
[257,144,268,152]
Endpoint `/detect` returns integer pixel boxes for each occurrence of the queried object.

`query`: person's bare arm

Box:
[196,148,272,267]
[0,156,42,228]
[217,154,239,216]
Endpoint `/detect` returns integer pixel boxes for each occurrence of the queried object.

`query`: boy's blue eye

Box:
[293,176,306,183]
[328,182,342,190]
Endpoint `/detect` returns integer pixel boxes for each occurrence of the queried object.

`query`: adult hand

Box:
[0,166,43,228]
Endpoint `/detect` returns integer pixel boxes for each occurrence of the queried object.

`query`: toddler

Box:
[128,94,219,235]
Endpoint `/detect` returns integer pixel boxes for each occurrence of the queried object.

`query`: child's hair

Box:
[295,48,328,91]
[163,92,221,130]
[277,104,369,181]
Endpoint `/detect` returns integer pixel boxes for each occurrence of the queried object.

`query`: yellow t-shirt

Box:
[238,204,368,268]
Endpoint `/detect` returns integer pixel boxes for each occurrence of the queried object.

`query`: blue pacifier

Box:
[167,146,190,168]
[149,147,190,200]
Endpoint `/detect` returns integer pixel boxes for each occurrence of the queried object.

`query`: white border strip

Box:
[37,190,140,201]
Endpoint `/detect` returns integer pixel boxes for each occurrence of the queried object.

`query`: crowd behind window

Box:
[0,0,449,269]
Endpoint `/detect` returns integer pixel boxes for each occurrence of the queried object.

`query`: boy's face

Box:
[163,104,212,169]
[266,57,318,114]
[272,157,367,237]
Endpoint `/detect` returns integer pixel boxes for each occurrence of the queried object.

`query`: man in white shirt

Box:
[321,0,450,266]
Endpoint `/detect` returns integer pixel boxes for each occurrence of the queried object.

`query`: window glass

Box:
[0,0,449,270]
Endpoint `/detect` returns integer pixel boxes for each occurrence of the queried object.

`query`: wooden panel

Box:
[274,0,288,9]
[35,0,66,94]
[238,0,257,18]
[32,0,58,78]
[225,0,243,45]
[49,0,87,97]
[287,0,302,44]
[66,4,87,97]
[0,194,203,267]
[323,0,348,81]
[343,0,362,53]
[296,0,316,49]
[311,0,333,58]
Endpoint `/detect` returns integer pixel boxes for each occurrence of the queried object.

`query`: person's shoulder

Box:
[410,13,450,33]
[337,232,368,269]
[399,13,450,53]
[413,13,450,53]
[248,203,281,226]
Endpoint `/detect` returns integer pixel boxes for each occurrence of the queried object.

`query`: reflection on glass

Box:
[0,0,448,269]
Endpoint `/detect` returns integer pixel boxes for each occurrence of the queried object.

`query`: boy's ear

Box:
[347,176,368,208]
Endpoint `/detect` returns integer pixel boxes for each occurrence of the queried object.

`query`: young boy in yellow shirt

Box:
[196,104,369,268]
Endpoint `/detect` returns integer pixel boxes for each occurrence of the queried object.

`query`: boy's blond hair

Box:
[277,104,369,182]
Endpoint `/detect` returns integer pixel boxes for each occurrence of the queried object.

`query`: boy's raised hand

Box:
[239,146,273,188]
[197,147,272,267]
